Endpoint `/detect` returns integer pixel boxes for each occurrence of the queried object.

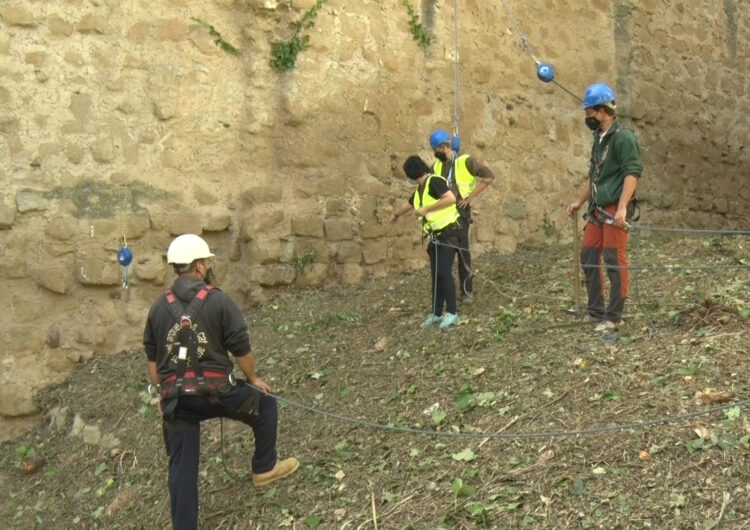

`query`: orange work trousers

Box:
[580,204,629,322]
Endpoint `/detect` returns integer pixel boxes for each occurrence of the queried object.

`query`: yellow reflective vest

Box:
[433,154,476,200]
[411,174,460,233]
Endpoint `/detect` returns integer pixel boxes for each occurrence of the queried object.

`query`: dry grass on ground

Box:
[2,233,750,529]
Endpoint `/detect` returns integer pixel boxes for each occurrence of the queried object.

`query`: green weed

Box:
[270,0,328,73]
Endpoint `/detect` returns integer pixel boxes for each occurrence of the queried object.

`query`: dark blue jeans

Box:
[162,382,278,530]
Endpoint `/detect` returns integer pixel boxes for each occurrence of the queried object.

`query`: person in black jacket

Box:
[144,234,298,530]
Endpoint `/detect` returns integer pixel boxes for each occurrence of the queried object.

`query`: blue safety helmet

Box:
[582,83,616,109]
[429,129,451,150]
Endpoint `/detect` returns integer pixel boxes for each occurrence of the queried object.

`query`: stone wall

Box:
[0,0,747,426]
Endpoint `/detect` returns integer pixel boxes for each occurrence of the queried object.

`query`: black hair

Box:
[403,155,430,179]
[593,103,616,116]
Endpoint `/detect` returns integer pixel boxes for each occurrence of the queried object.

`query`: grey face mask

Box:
[407,178,419,186]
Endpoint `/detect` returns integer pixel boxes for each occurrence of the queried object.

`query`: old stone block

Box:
[64,50,85,66]
[291,215,324,237]
[0,199,16,228]
[193,185,219,206]
[77,14,108,34]
[504,203,526,220]
[153,99,176,121]
[189,26,220,55]
[295,262,329,287]
[243,210,285,240]
[350,172,388,197]
[128,21,150,42]
[69,92,92,123]
[250,265,295,286]
[16,189,47,213]
[151,211,203,236]
[75,254,120,286]
[243,186,283,205]
[0,253,25,278]
[24,51,46,67]
[324,218,353,241]
[91,136,114,162]
[360,220,387,239]
[49,16,74,36]
[156,19,188,41]
[0,5,37,27]
[45,214,79,240]
[0,383,37,416]
[325,198,348,216]
[248,237,283,264]
[126,210,150,238]
[362,240,387,265]
[340,264,364,284]
[204,211,231,232]
[134,254,166,283]
[335,241,361,264]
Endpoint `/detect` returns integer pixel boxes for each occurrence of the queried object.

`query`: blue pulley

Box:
[536,62,555,83]
[451,135,460,152]
[117,246,133,266]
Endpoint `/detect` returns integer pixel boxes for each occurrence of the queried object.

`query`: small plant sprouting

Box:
[541,212,558,239]
[292,251,316,275]
[191,17,240,55]
[403,0,433,49]
[270,0,328,73]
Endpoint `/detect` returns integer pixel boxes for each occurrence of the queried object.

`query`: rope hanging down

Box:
[498,0,581,103]
[451,0,461,151]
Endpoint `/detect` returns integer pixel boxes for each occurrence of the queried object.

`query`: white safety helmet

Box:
[166,234,214,265]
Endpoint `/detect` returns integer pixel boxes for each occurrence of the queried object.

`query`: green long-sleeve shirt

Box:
[587,118,642,214]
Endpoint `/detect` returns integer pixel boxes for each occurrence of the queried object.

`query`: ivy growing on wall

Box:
[403,0,433,49]
[270,0,329,73]
[191,17,240,55]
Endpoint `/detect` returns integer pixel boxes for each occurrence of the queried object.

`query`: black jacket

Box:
[143,276,251,380]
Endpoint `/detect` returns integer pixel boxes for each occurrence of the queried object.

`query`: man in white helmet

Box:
[143,234,298,530]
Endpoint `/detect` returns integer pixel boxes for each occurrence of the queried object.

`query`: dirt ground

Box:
[2,232,750,529]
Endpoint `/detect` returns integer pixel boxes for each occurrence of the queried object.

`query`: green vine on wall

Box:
[403,0,433,49]
[270,0,328,73]
[191,17,240,55]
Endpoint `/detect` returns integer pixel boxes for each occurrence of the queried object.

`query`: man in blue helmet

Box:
[566,83,642,332]
[429,129,495,303]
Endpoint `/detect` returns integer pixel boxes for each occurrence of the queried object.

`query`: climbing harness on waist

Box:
[160,285,221,419]
[158,284,259,420]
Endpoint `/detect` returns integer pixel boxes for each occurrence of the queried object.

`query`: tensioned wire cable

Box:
[270,391,750,440]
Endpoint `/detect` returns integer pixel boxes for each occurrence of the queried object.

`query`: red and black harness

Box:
[158,285,259,421]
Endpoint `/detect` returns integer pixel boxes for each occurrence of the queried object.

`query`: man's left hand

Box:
[458,197,472,209]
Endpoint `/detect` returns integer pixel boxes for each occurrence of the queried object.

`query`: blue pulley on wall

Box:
[117,245,133,266]
[536,62,555,83]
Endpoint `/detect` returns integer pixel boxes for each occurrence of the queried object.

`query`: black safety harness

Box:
[158,285,258,421]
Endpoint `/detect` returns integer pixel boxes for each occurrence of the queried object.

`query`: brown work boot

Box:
[253,457,299,487]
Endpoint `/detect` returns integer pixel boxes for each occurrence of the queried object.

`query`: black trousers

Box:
[162,382,278,530]
[427,227,460,316]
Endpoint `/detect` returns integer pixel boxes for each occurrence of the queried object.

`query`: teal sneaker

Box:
[439,313,459,330]
[420,314,442,329]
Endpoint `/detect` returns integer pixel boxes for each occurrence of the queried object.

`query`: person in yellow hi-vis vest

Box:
[391,155,463,330]
[430,130,495,304]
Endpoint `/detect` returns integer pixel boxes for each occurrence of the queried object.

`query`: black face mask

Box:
[585,116,601,131]
[203,267,214,285]
[434,151,448,162]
